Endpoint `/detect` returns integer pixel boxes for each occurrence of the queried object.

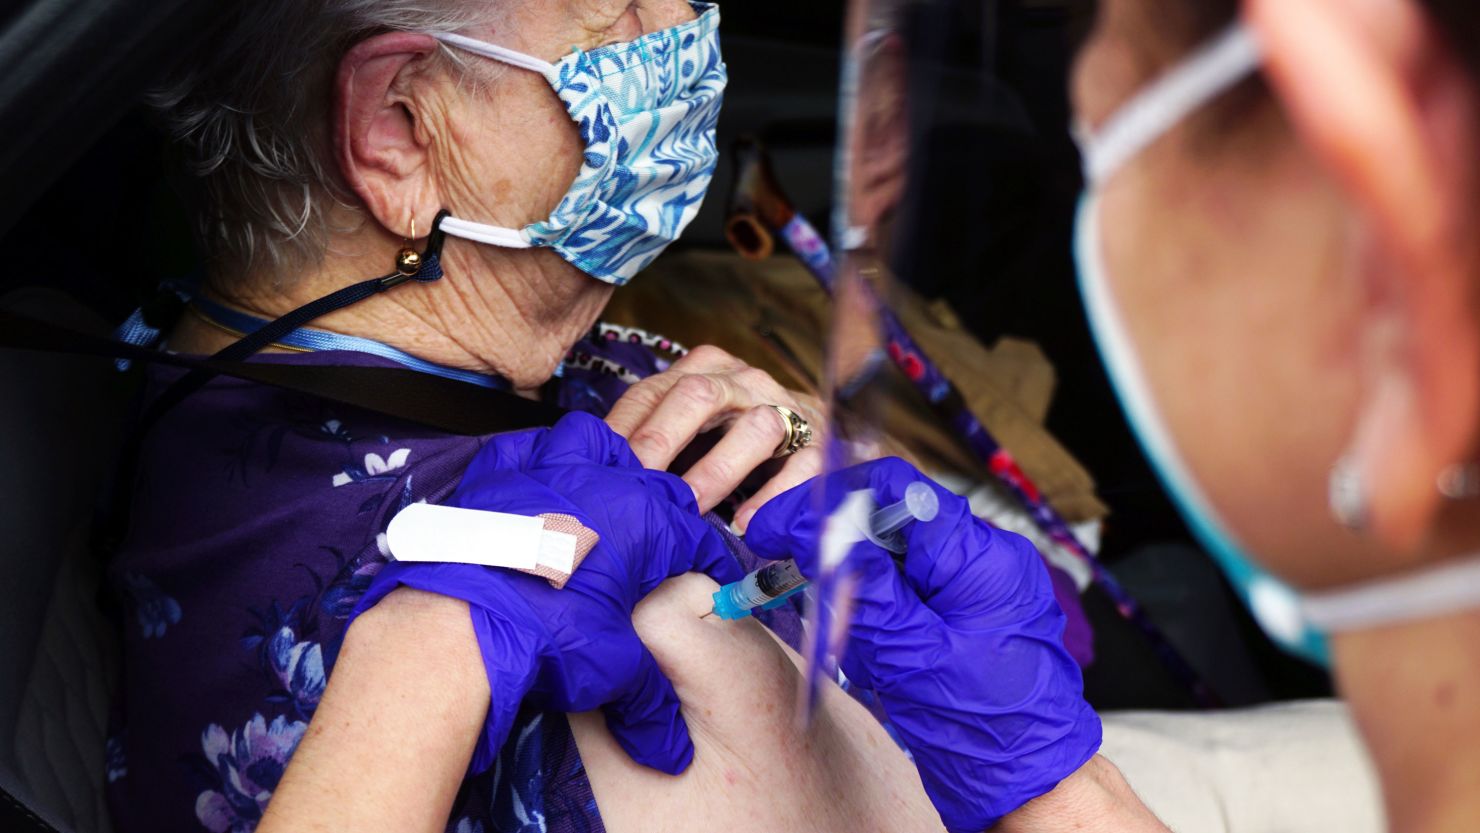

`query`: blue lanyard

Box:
[190,294,520,390]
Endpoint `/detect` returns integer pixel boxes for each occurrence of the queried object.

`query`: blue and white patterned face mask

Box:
[431,2,726,286]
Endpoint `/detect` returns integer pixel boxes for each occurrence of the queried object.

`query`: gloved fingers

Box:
[687,517,746,586]
[632,466,705,516]
[744,458,920,576]
[926,527,1060,622]
[741,475,826,575]
[892,493,1053,620]
[601,636,696,776]
[472,426,546,472]
[636,501,744,592]
[528,411,643,471]
[449,469,582,518]
[853,462,1015,614]
[841,539,942,635]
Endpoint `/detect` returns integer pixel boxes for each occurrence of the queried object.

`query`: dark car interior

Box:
[0,1,1329,831]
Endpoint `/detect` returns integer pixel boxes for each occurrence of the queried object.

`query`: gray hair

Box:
[150,0,500,278]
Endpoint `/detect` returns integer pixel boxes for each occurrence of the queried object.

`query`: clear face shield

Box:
[778,0,1225,713]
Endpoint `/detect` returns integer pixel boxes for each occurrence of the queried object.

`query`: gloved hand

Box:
[745,458,1101,832]
[352,412,743,776]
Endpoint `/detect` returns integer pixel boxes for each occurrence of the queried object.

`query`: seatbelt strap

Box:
[0,309,563,436]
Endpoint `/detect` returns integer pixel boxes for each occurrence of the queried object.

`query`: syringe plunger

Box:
[867,481,939,553]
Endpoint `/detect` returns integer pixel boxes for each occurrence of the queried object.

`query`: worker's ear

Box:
[1246,0,1480,553]
[335,32,443,238]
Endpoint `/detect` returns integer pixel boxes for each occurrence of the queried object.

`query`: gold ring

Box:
[769,405,813,459]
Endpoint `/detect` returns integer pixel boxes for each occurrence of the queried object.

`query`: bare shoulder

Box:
[569,573,946,833]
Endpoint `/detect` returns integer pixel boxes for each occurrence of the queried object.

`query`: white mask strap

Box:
[1302,554,1480,632]
[1077,23,1262,185]
[437,216,532,249]
[432,32,556,75]
[418,33,555,250]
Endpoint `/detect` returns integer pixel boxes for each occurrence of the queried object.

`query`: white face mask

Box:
[1073,21,1480,664]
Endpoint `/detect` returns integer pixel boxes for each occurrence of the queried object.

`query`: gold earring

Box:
[395,218,423,276]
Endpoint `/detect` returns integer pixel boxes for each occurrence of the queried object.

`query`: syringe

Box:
[705,481,940,621]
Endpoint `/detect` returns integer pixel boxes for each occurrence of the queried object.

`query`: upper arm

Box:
[569,573,948,833]
[259,587,490,833]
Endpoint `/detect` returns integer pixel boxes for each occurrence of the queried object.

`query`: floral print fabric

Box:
[105,343,664,833]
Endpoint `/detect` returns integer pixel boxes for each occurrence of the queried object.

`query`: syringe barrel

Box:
[725,572,770,610]
[753,558,807,598]
[866,481,940,552]
[711,558,809,620]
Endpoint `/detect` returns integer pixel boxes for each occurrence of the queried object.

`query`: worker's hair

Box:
[149,0,503,279]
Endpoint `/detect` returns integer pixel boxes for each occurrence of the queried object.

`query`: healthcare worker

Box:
[759,0,1480,828]
[1069,0,1480,829]
[792,0,1480,829]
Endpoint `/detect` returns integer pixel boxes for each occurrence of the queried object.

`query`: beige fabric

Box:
[528,513,600,589]
[1100,700,1386,833]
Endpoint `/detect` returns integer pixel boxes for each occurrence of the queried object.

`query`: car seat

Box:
[0,288,129,833]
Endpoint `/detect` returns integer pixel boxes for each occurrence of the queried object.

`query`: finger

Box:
[687,519,746,586]
[603,345,748,436]
[633,499,743,594]
[624,373,748,470]
[666,343,748,374]
[602,638,696,775]
[857,460,991,605]
[630,365,799,471]
[730,445,825,534]
[605,374,679,438]
[682,404,790,513]
[852,460,1045,617]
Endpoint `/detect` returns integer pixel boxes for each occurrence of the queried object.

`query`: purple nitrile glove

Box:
[745,458,1102,832]
[352,412,743,776]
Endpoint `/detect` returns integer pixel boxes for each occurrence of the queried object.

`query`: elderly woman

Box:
[103,1,994,832]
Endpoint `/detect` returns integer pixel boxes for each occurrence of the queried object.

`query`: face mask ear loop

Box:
[1080,22,1263,185]
[432,32,557,75]
[1302,554,1480,633]
[427,34,555,251]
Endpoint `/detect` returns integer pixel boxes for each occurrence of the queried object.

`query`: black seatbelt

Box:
[0,309,564,436]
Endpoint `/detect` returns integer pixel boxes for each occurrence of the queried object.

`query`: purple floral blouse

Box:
[104,340,666,833]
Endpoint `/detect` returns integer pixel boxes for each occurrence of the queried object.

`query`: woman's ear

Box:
[1246,0,1480,552]
[335,32,443,238]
